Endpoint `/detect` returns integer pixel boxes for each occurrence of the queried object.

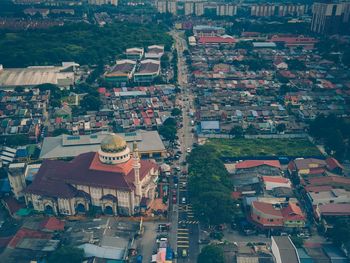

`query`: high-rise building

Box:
[88,0,118,6]
[217,4,237,16]
[194,2,205,16]
[184,2,194,15]
[311,1,350,34]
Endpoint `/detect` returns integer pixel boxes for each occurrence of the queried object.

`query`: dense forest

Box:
[0,22,173,67]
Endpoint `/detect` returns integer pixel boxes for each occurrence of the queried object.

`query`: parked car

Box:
[172,196,177,204]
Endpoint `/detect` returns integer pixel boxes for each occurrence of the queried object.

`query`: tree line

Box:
[0,22,173,67]
[187,145,241,226]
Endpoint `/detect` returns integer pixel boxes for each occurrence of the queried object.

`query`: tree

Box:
[329,218,350,246]
[276,123,286,133]
[163,117,177,127]
[171,108,182,116]
[0,134,30,147]
[48,246,84,263]
[52,128,69,137]
[80,95,101,111]
[14,86,24,93]
[159,125,177,141]
[246,124,257,135]
[230,126,244,138]
[290,236,304,248]
[197,245,224,263]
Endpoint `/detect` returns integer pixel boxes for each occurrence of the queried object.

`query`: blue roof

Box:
[16,148,28,158]
[0,179,10,193]
[200,121,220,130]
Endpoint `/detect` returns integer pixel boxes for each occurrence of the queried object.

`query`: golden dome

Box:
[100,134,127,153]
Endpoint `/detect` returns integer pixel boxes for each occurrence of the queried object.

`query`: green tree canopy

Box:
[197,245,224,263]
[80,95,101,111]
[171,108,182,116]
[230,125,244,138]
[52,128,69,137]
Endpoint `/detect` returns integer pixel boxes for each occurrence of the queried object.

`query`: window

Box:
[269,219,274,222]
[257,216,261,220]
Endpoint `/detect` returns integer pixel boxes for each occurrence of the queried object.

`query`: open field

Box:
[206,138,321,157]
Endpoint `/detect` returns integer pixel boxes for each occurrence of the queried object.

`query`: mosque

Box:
[22,134,159,216]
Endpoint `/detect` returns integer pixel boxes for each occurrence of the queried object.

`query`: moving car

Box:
[182,249,187,258]
[181,197,186,204]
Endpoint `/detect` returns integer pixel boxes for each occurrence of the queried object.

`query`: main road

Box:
[169,30,199,263]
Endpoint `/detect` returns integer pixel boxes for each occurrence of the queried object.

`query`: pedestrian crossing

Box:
[177,228,189,248]
[178,220,199,225]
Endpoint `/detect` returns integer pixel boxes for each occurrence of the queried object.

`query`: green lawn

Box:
[206,138,321,157]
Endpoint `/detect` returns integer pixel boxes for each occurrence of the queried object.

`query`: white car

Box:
[186,148,191,153]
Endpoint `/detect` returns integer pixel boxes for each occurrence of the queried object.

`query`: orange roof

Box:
[236,160,281,169]
[40,217,65,231]
[89,152,134,175]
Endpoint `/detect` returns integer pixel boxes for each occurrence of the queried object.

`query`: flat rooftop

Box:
[0,65,75,88]
[40,130,165,159]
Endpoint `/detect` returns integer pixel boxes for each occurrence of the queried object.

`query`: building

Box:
[311,1,350,35]
[23,134,159,216]
[104,60,136,84]
[134,60,160,83]
[88,0,118,6]
[145,45,164,60]
[193,25,225,37]
[307,188,350,206]
[262,176,292,191]
[288,157,343,177]
[197,35,236,45]
[251,201,305,229]
[250,3,308,17]
[251,4,276,17]
[271,236,299,263]
[125,48,144,61]
[0,63,78,89]
[39,130,166,160]
[199,120,220,133]
[216,4,237,16]
[269,35,318,50]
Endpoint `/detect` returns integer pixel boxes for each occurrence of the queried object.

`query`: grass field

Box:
[206,138,321,157]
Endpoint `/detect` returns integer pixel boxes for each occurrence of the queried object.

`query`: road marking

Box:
[177,240,189,244]
[177,228,188,231]
[177,244,189,248]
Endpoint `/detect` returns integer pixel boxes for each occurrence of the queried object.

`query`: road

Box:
[169,29,199,263]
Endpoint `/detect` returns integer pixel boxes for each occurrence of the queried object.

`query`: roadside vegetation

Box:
[187,145,242,226]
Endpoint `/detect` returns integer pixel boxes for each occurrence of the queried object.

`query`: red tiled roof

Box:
[252,201,283,217]
[262,176,290,184]
[8,228,52,248]
[40,217,65,231]
[236,160,281,169]
[281,202,305,220]
[319,203,350,216]
[325,157,344,171]
[307,176,350,186]
[198,36,236,44]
